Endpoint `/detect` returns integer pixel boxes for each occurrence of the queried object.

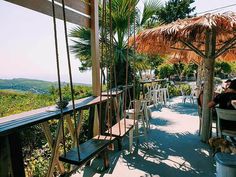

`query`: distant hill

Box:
[0,78,91,94]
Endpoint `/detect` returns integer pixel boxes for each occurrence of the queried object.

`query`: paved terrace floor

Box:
[72,97,216,177]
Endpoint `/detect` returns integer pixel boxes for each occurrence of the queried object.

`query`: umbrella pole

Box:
[200,29,216,142]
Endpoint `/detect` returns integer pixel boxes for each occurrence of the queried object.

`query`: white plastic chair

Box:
[125,100,148,139]
[216,108,236,138]
[181,88,194,104]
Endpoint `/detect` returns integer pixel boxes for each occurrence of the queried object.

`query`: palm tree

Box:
[69,0,161,86]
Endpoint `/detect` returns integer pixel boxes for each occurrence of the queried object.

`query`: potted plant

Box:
[56,95,70,109]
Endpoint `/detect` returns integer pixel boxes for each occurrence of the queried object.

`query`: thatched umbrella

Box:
[134,12,236,142]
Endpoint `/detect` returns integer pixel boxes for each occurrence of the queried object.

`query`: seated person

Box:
[222,79,232,92]
[208,79,236,131]
[208,79,236,109]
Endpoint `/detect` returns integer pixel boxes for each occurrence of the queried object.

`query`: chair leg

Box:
[166,89,170,101]
[135,121,139,143]
[141,115,147,141]
[101,150,109,169]
[199,117,202,136]
[163,91,167,105]
[144,106,150,131]
[129,127,134,152]
[117,138,122,151]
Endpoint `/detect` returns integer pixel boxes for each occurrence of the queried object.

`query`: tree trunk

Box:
[200,57,215,142]
[200,29,216,142]
[196,61,204,96]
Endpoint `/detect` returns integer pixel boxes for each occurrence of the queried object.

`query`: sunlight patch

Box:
[195,148,210,156]
[162,155,195,172]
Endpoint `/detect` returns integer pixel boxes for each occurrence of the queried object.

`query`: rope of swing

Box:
[123,9,131,131]
[107,0,122,136]
[61,0,80,160]
[51,0,66,156]
[133,4,137,126]
[107,0,113,138]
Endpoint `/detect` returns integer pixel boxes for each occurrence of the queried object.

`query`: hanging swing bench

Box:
[51,0,138,172]
[49,0,116,170]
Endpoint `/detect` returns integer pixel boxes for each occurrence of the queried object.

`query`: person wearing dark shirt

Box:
[208,79,236,132]
[223,79,232,92]
[208,79,236,109]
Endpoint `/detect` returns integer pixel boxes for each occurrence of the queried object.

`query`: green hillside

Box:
[0,83,92,117]
[0,78,58,93]
[0,78,91,94]
[0,90,54,117]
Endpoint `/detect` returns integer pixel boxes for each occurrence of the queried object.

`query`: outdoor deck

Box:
[72,97,216,177]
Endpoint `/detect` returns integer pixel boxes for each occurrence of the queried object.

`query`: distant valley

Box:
[0,78,91,94]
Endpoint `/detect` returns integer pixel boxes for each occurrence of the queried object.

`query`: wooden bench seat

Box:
[59,135,115,168]
[105,118,134,137]
[105,119,135,151]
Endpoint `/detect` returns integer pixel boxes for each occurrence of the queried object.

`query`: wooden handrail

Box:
[0,96,108,136]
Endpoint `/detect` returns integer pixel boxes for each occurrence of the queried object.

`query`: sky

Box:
[0,0,236,84]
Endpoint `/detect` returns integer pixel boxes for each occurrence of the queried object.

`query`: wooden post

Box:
[93,105,100,136]
[91,0,100,96]
[7,133,26,177]
[0,137,11,177]
[201,29,216,142]
[88,106,95,139]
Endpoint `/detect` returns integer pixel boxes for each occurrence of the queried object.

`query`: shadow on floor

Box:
[121,129,215,177]
[74,97,215,177]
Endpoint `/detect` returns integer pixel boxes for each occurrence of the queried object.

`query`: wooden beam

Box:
[40,122,65,174]
[91,0,101,96]
[93,105,100,136]
[215,35,236,58]
[54,0,91,16]
[46,119,63,177]
[8,133,26,177]
[88,106,95,139]
[0,137,11,177]
[215,40,236,58]
[5,0,90,27]
[180,39,206,58]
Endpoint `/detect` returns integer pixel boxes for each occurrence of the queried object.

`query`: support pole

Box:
[0,137,11,177]
[91,0,101,96]
[201,29,216,142]
[196,61,204,96]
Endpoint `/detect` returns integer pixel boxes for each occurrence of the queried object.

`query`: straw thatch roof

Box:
[167,49,236,65]
[166,51,201,65]
[134,11,236,60]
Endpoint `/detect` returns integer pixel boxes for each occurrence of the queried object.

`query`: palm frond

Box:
[140,0,162,26]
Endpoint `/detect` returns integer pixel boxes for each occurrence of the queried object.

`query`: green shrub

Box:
[168,84,191,97]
